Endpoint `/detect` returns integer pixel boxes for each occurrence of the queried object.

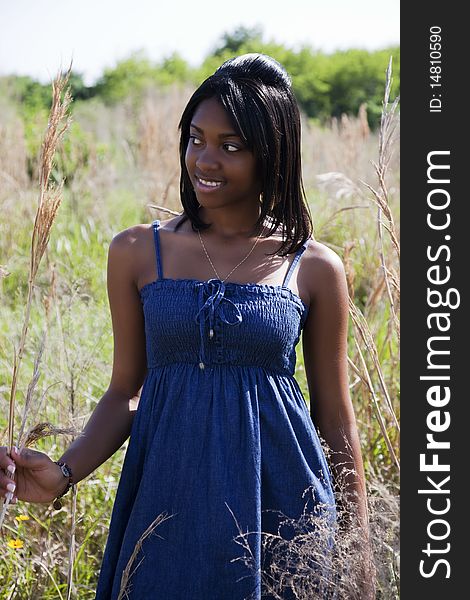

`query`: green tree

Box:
[325,47,400,126]
[93,51,161,103]
[155,52,191,85]
[212,25,263,56]
[67,71,95,101]
[93,51,193,103]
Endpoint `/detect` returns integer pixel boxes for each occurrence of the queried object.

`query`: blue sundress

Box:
[95,219,336,599]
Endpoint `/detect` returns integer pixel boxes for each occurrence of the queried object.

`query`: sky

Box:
[0,0,399,85]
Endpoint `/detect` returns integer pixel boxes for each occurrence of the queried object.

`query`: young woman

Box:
[1,54,373,598]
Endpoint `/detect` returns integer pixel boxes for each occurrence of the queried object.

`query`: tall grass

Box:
[0,66,399,597]
[1,67,72,530]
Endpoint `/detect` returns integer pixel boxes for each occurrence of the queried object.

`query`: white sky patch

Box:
[0,0,399,85]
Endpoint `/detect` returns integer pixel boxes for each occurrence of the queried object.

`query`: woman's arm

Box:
[302,246,368,524]
[56,227,148,486]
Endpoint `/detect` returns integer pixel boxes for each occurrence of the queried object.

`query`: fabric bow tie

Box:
[194,279,242,368]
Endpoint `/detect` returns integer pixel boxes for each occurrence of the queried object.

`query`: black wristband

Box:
[52,461,74,510]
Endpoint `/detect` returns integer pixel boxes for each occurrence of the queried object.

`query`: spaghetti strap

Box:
[152,219,164,280]
[282,242,308,287]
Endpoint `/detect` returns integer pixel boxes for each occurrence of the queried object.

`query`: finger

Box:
[1,480,16,497]
[2,464,16,479]
[0,447,16,474]
[4,489,15,503]
[0,472,17,492]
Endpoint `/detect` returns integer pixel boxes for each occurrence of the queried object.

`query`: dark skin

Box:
[0,97,373,596]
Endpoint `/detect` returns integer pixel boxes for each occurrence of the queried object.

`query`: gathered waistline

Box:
[146,362,295,378]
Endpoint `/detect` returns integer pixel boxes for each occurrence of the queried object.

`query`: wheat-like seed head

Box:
[1,66,73,531]
[31,66,73,281]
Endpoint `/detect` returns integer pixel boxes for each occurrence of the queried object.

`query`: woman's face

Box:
[184,97,262,209]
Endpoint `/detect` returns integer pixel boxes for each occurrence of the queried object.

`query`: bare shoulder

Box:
[108,217,183,284]
[110,222,153,247]
[109,223,149,258]
[301,238,348,300]
[108,223,156,284]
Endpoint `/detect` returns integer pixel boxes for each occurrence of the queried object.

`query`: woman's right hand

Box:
[0,446,68,505]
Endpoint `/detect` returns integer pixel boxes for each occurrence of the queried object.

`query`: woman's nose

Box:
[196,146,220,171]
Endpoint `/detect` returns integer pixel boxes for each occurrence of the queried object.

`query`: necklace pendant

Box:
[199,361,205,370]
[209,328,214,339]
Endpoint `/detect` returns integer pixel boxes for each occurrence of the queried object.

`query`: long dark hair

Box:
[176,53,313,256]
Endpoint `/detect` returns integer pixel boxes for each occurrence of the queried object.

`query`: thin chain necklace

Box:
[198,223,267,283]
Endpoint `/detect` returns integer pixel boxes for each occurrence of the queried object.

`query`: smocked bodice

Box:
[139,220,309,376]
[140,277,308,375]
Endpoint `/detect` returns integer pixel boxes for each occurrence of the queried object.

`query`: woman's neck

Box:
[198,205,266,240]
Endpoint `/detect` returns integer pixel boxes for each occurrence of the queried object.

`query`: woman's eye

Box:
[224,143,240,152]
[189,135,202,146]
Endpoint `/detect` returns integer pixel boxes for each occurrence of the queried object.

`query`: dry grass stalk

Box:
[317,61,400,473]
[137,86,189,211]
[1,66,72,529]
[147,203,181,217]
[367,469,400,596]
[358,103,370,139]
[30,557,65,600]
[348,298,399,433]
[360,57,400,343]
[15,334,47,444]
[342,241,357,299]
[316,171,365,201]
[316,202,371,239]
[344,58,400,475]
[351,331,400,471]
[227,444,384,599]
[31,70,73,281]
[47,272,81,596]
[365,270,387,312]
[21,421,78,447]
[48,264,108,419]
[65,484,78,600]
[117,512,175,600]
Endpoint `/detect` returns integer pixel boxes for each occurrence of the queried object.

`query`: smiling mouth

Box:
[195,175,224,188]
